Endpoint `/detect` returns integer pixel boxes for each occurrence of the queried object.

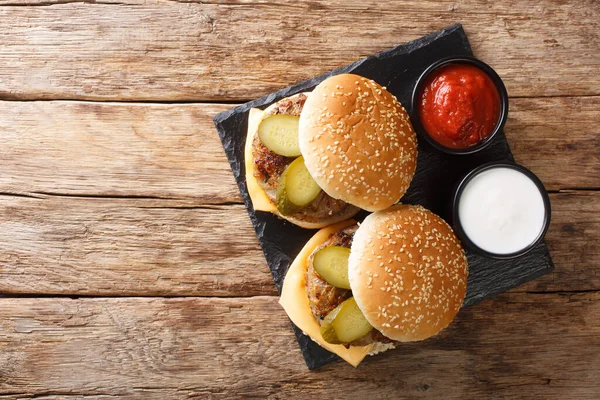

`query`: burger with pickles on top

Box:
[245,74,418,228]
[280,204,469,366]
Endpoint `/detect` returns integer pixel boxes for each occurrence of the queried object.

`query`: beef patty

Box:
[306,225,396,347]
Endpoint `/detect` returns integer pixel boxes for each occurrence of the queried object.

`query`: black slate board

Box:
[213,24,554,370]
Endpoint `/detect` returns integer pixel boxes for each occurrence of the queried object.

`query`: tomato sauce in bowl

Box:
[411,57,508,155]
[419,64,500,149]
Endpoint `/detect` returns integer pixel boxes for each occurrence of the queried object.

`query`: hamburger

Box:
[279,204,468,366]
[245,74,418,228]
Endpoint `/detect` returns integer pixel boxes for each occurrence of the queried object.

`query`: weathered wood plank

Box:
[0,0,597,100]
[523,191,600,293]
[506,96,600,191]
[0,293,598,398]
[0,199,276,296]
[0,97,598,201]
[0,191,597,296]
[0,101,240,201]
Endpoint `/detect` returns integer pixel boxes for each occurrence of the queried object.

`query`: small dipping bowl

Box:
[452,162,551,259]
[411,56,509,155]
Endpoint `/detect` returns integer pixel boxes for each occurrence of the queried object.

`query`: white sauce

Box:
[458,167,546,254]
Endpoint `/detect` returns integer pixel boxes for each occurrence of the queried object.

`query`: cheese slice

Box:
[245,108,278,213]
[279,220,374,367]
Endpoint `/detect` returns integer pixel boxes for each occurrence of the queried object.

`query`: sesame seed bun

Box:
[298,74,418,212]
[348,204,468,341]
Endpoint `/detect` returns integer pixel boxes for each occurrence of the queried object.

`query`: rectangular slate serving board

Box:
[213,24,554,370]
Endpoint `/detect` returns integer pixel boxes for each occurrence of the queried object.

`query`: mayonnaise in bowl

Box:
[453,162,551,259]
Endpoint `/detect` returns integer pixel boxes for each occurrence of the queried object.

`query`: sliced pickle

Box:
[320,301,344,344]
[320,297,373,345]
[258,114,301,157]
[286,157,321,206]
[333,297,373,343]
[275,169,299,216]
[313,246,351,289]
[276,157,321,216]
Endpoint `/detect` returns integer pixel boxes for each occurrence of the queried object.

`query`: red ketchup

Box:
[418,63,501,149]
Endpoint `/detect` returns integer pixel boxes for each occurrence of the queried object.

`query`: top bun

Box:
[299,74,418,212]
[348,204,468,341]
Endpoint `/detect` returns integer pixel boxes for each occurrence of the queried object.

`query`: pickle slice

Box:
[276,157,321,215]
[320,297,373,345]
[313,246,351,289]
[333,297,373,343]
[320,301,344,344]
[286,157,321,206]
[275,169,299,216]
[258,114,301,157]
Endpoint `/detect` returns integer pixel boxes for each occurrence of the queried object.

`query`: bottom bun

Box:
[273,206,360,229]
[368,341,397,356]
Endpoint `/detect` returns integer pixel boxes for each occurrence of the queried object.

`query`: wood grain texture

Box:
[0,97,598,200]
[0,198,275,296]
[0,0,596,397]
[0,293,598,399]
[0,0,598,101]
[0,191,597,296]
[0,101,240,201]
[506,96,600,191]
[524,191,600,293]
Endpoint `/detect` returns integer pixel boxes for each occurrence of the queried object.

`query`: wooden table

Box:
[0,1,598,398]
